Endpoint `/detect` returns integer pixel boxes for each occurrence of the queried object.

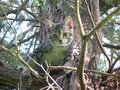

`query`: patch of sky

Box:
[99,7,120,70]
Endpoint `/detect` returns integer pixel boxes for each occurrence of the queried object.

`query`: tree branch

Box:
[0,64,118,88]
[103,43,120,50]
[75,0,85,37]
[84,0,111,68]
[23,7,45,26]
[0,45,46,85]
[0,9,18,17]
[75,0,87,89]
[0,17,39,22]
[87,6,120,38]
[107,56,120,73]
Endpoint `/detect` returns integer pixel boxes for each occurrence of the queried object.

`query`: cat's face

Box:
[45,16,73,46]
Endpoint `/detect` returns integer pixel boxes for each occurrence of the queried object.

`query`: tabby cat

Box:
[22,16,73,76]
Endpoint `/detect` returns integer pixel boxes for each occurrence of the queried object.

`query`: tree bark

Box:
[0,66,45,89]
[87,0,101,70]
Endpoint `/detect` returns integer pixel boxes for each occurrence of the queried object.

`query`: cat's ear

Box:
[44,20,55,31]
[64,16,73,29]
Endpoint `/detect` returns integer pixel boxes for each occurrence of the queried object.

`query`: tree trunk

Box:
[87,0,101,70]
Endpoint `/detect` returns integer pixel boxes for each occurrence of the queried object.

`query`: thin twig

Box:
[0,5,19,54]
[75,0,85,37]
[84,0,111,68]
[49,66,117,77]
[0,17,39,22]
[27,55,63,90]
[23,7,45,26]
[0,2,19,8]
[0,45,45,84]
[87,6,120,38]
[12,0,29,23]
[107,56,120,73]
[63,0,74,9]
[103,43,120,50]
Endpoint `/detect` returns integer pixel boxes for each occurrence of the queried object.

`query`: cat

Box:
[22,16,73,76]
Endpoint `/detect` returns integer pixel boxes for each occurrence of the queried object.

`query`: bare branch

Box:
[107,56,120,73]
[27,55,63,90]
[84,0,111,68]
[87,7,120,38]
[0,45,46,85]
[0,9,18,17]
[0,17,39,22]
[1,5,19,55]
[0,1,19,8]
[23,7,45,26]
[75,0,85,37]
[75,0,87,89]
[103,43,120,50]
[63,0,74,9]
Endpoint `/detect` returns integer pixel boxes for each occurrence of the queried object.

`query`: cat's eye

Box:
[63,33,67,36]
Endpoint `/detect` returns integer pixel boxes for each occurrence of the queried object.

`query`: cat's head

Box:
[45,16,73,46]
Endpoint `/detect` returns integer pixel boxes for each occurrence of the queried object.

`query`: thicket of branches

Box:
[0,0,120,90]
